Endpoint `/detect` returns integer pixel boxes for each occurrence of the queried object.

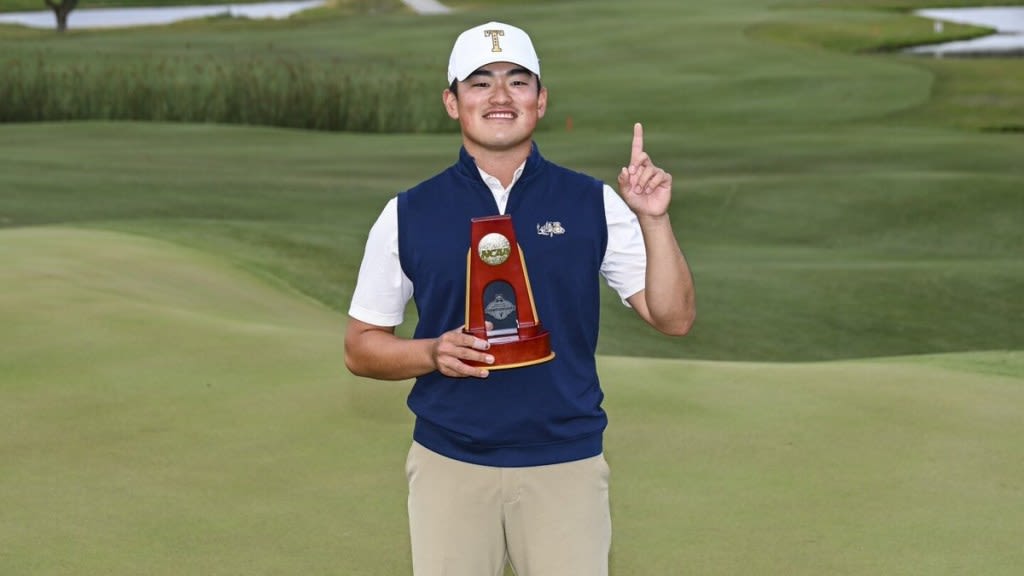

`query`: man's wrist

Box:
[636,212,672,228]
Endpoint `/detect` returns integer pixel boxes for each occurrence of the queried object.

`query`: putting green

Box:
[2,227,1021,574]
[0,227,413,575]
[602,352,1024,575]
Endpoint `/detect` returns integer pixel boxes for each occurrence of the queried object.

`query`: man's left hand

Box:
[617,122,673,218]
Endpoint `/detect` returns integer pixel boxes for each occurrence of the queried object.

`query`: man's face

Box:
[443,62,547,154]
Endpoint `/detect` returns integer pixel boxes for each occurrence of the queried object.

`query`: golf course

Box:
[1,0,1022,574]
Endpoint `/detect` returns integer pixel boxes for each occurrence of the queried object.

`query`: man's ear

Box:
[537,87,548,119]
[443,89,459,120]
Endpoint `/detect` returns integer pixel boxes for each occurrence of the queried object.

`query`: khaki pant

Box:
[406,442,611,576]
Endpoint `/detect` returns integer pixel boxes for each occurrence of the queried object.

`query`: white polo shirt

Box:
[349,164,647,327]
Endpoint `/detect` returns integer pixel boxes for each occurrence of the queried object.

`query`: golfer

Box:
[345,21,695,576]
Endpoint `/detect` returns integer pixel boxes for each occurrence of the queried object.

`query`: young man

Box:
[345,21,695,576]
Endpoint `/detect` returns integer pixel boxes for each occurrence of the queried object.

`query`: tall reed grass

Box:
[0,53,456,133]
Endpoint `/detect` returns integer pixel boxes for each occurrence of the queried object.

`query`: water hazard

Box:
[908,7,1024,56]
[0,0,327,30]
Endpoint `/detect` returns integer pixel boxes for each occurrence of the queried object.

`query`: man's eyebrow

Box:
[465,67,534,80]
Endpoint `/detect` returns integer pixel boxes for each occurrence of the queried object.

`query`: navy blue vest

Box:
[397,144,609,467]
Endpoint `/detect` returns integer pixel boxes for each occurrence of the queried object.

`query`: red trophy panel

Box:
[463,215,555,370]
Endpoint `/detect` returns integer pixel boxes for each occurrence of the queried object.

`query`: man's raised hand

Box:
[617,122,673,218]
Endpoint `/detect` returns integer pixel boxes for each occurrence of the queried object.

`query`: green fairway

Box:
[1,119,1021,361]
[2,228,1021,575]
[1,0,1023,573]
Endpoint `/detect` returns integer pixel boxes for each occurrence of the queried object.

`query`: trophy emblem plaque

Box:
[463,215,555,370]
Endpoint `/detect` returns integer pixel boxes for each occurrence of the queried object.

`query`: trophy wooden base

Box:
[463,328,555,371]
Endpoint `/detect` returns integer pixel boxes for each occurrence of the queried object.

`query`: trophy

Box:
[463,215,555,370]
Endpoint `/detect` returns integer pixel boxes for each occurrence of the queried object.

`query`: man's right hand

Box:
[432,327,494,378]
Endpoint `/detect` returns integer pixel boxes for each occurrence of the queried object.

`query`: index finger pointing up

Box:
[630,122,644,166]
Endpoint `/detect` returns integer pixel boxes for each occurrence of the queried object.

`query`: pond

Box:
[908,7,1024,56]
[0,0,327,29]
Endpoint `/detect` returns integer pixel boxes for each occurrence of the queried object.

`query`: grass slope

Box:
[2,228,1022,574]
[0,227,412,575]
[1,120,1021,361]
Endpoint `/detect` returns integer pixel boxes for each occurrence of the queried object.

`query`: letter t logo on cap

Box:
[484,29,505,52]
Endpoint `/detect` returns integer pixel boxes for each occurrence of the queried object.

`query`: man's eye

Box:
[472,82,489,88]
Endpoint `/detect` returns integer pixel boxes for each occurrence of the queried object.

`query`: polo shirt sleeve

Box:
[348,197,414,327]
[600,184,647,305]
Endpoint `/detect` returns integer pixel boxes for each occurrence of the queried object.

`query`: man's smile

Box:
[483,111,517,120]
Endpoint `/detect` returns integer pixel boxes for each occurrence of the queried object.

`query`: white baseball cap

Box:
[447,21,541,85]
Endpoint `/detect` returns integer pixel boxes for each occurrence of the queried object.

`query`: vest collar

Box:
[457,142,544,184]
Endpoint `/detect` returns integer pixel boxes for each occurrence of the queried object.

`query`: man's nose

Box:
[490,83,512,103]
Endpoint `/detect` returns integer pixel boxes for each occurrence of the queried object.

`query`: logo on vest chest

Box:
[536,221,566,237]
